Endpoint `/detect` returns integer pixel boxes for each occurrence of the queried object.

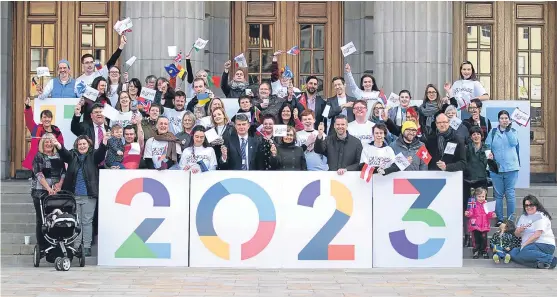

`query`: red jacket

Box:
[22,106,64,170]
[465,200,494,232]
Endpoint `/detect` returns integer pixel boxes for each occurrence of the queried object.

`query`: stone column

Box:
[0,2,13,178]
[204,1,230,92]
[372,1,453,97]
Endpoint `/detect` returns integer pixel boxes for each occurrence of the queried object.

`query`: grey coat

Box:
[384,135,428,174]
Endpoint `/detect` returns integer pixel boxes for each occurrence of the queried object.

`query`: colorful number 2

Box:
[297,180,355,260]
[389,179,447,260]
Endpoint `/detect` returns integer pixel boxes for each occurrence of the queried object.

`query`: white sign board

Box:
[98,170,190,266]
[372,171,463,267]
[139,87,156,101]
[189,171,373,268]
[341,42,357,57]
[33,98,80,150]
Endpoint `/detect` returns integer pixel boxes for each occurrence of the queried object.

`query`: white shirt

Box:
[109,110,133,128]
[178,146,217,171]
[93,123,106,149]
[163,108,187,135]
[517,212,556,246]
[337,95,347,117]
[74,66,108,94]
[360,144,396,169]
[238,134,249,169]
[108,84,119,107]
[143,138,182,169]
[348,120,375,147]
[296,130,321,147]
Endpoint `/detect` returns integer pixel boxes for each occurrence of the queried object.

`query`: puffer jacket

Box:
[465,200,494,232]
[314,132,363,171]
[485,126,520,173]
[384,135,428,174]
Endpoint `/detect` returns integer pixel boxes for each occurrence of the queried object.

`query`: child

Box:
[464,187,496,259]
[490,220,521,264]
[105,125,125,169]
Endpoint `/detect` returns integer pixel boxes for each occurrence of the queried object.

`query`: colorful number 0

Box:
[114,178,171,259]
[297,180,355,260]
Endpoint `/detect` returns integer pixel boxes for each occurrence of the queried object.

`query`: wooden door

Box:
[11,1,120,176]
[453,2,557,177]
[231,1,343,98]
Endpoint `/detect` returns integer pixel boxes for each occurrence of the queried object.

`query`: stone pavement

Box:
[1,265,556,297]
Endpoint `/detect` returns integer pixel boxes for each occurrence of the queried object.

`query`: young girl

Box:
[490,220,521,264]
[465,187,497,259]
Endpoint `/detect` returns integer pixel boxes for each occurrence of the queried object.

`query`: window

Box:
[29,23,56,97]
[517,26,543,127]
[298,24,325,95]
[80,23,107,65]
[247,24,274,86]
[466,25,492,96]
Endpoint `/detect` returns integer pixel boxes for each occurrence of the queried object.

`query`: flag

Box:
[75,80,87,97]
[193,38,208,51]
[416,145,432,165]
[254,106,262,123]
[198,98,211,106]
[177,65,186,80]
[31,77,37,87]
[287,45,300,55]
[95,61,102,71]
[467,197,476,210]
[360,163,375,183]
[125,56,137,67]
[164,64,179,78]
[174,51,183,63]
[136,96,152,112]
[209,75,221,88]
[378,89,387,105]
[282,65,294,79]
[298,93,307,109]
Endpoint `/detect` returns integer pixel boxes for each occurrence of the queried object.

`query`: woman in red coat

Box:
[22,97,64,170]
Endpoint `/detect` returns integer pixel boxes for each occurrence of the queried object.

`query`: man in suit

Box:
[71,102,110,150]
[220,114,277,170]
[325,76,356,134]
[298,75,327,131]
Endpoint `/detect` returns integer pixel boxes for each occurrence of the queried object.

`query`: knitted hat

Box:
[58,59,70,69]
[401,121,417,134]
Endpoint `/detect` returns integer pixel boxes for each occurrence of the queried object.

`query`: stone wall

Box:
[0,2,13,179]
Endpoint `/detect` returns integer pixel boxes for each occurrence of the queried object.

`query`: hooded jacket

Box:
[465,200,494,232]
[464,142,489,182]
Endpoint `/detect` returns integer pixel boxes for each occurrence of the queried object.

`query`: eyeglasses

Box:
[436,121,449,124]
[405,129,417,133]
[427,91,437,94]
[354,107,367,111]
[524,203,536,208]
[109,71,120,75]
[374,107,385,110]
[469,107,479,111]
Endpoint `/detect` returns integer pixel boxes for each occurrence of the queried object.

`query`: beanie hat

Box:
[58,59,70,69]
[401,121,418,134]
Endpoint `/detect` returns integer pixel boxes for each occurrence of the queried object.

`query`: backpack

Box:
[489,128,520,166]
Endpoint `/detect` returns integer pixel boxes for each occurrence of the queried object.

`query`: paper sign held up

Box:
[125,56,137,67]
[102,104,120,120]
[204,128,219,144]
[36,67,51,77]
[321,105,331,118]
[139,87,156,101]
[511,108,530,126]
[114,17,133,35]
[129,143,141,155]
[83,86,99,100]
[194,38,209,50]
[483,201,496,213]
[386,93,399,108]
[394,153,411,171]
[234,53,248,68]
[273,125,287,137]
[168,46,177,57]
[341,41,357,57]
[449,117,462,130]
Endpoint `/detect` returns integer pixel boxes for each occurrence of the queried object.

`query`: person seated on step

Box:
[490,219,521,264]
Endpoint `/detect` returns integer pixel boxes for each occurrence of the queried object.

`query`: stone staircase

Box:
[1,180,556,267]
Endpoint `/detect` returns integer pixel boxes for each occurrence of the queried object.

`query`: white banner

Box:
[372,171,463,267]
[189,171,373,268]
[98,170,190,266]
[33,98,80,150]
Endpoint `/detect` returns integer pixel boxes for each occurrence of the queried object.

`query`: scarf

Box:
[229,80,249,91]
[437,128,454,155]
[154,132,180,162]
[419,102,439,135]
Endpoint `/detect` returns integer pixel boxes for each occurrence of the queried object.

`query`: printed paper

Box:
[36,67,51,77]
[129,142,141,155]
[102,104,120,120]
[321,105,331,118]
[449,117,462,130]
[483,201,496,213]
[83,86,99,100]
[386,93,399,108]
[485,149,492,159]
[394,153,411,171]
[193,38,209,50]
[139,87,156,101]
[204,128,219,144]
[511,108,530,126]
[341,42,357,57]
[113,17,133,35]
[125,56,137,67]
[234,53,248,68]
[273,125,287,137]
[168,46,177,57]
[443,142,457,155]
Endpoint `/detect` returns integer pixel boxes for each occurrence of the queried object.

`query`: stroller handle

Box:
[40,190,75,199]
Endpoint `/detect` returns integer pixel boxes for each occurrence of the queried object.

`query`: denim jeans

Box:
[75,196,97,249]
[491,170,518,221]
[509,243,556,268]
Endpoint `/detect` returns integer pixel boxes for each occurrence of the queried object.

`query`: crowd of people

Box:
[25,36,555,269]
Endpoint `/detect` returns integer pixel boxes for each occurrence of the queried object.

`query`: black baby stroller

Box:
[33,190,85,271]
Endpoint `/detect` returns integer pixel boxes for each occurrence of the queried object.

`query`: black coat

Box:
[425,131,467,172]
[314,132,363,171]
[276,142,307,171]
[71,115,110,141]
[219,132,278,170]
[325,95,356,133]
[220,71,247,98]
[59,144,107,199]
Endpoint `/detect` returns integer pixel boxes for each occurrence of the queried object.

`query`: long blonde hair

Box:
[38,133,58,155]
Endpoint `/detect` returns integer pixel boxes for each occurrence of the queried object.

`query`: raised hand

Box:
[74,103,82,116]
[318,122,325,138]
[270,143,277,157]
[345,63,351,73]
[25,97,31,107]
[224,60,231,70]
[119,34,127,49]
[35,83,43,95]
[444,82,452,93]
[220,145,228,161]
[103,130,111,145]
[293,108,299,119]
[123,72,129,82]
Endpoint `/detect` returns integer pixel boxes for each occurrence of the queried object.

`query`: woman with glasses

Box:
[463,99,492,141]
[510,195,556,269]
[418,84,447,137]
[443,61,489,109]
[107,66,124,107]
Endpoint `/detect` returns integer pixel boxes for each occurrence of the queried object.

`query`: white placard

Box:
[98,170,190,266]
[451,80,474,107]
[125,56,137,67]
[204,128,219,144]
[189,171,373,268]
[393,153,411,171]
[321,105,331,118]
[234,53,248,68]
[273,125,287,137]
[245,89,253,96]
[83,86,99,100]
[483,201,496,213]
[102,104,120,120]
[341,41,357,57]
[484,149,491,159]
[511,108,530,126]
[194,38,208,50]
[129,142,141,155]
[387,93,399,108]
[113,17,133,35]
[36,67,51,77]
[34,98,80,150]
[168,46,177,57]
[443,142,457,155]
[139,87,156,101]
[373,171,463,267]
[197,116,212,128]
[449,117,462,130]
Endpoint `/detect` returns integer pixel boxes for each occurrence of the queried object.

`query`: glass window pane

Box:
[478,51,491,74]
[261,50,273,73]
[313,51,324,74]
[479,76,491,96]
[248,74,260,86]
[300,50,311,73]
[530,27,542,50]
[81,49,93,57]
[531,77,542,102]
[517,27,528,50]
[29,74,38,97]
[94,24,106,47]
[518,77,529,99]
[530,102,542,127]
[313,25,324,49]
[44,49,55,70]
[31,24,42,47]
[43,24,55,47]
[261,24,272,48]
[466,51,478,69]
[247,50,260,73]
[94,49,106,65]
[261,74,271,82]
[479,25,491,49]
[248,24,260,47]
[466,25,477,49]
[81,24,93,47]
[31,49,41,70]
[530,52,542,75]
[300,25,311,48]
[517,52,528,75]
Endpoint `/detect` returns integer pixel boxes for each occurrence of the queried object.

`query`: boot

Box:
[463,235,471,248]
[473,250,479,259]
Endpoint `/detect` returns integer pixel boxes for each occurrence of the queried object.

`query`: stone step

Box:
[1,243,36,255]
[1,182,32,194]
[1,202,36,215]
[1,255,97,267]
[1,213,37,224]
[1,232,37,245]
[1,193,32,203]
[1,223,38,234]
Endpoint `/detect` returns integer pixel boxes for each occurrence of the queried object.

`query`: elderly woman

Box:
[175,111,196,150]
[31,133,66,251]
[52,134,107,257]
[510,195,556,269]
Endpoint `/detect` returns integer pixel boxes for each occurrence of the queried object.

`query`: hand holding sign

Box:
[394,153,411,171]
[139,87,156,101]
[114,17,133,35]
[443,142,457,155]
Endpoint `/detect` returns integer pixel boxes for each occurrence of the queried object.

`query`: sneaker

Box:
[483,252,490,259]
[504,254,511,264]
[550,257,557,269]
[536,262,550,269]
[493,254,500,264]
[84,248,92,257]
[473,251,480,259]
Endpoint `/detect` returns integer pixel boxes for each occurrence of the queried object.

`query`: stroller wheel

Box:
[61,257,71,271]
[33,245,40,267]
[55,257,62,271]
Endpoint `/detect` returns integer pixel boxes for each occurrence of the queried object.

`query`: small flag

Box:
[287,46,300,55]
[125,56,137,67]
[378,89,387,105]
[31,77,38,87]
[178,68,186,80]
[164,64,179,78]
[282,65,294,79]
[467,197,476,210]
[298,93,307,109]
[136,97,152,113]
[94,60,102,71]
[209,75,221,88]
[193,38,208,51]
[198,98,211,106]
[174,51,183,63]
[416,145,432,165]
[360,163,375,183]
[234,53,248,68]
[197,160,209,172]
[75,80,87,97]
[254,106,262,123]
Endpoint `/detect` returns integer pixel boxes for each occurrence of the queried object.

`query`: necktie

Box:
[240,138,247,170]
[97,125,104,148]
